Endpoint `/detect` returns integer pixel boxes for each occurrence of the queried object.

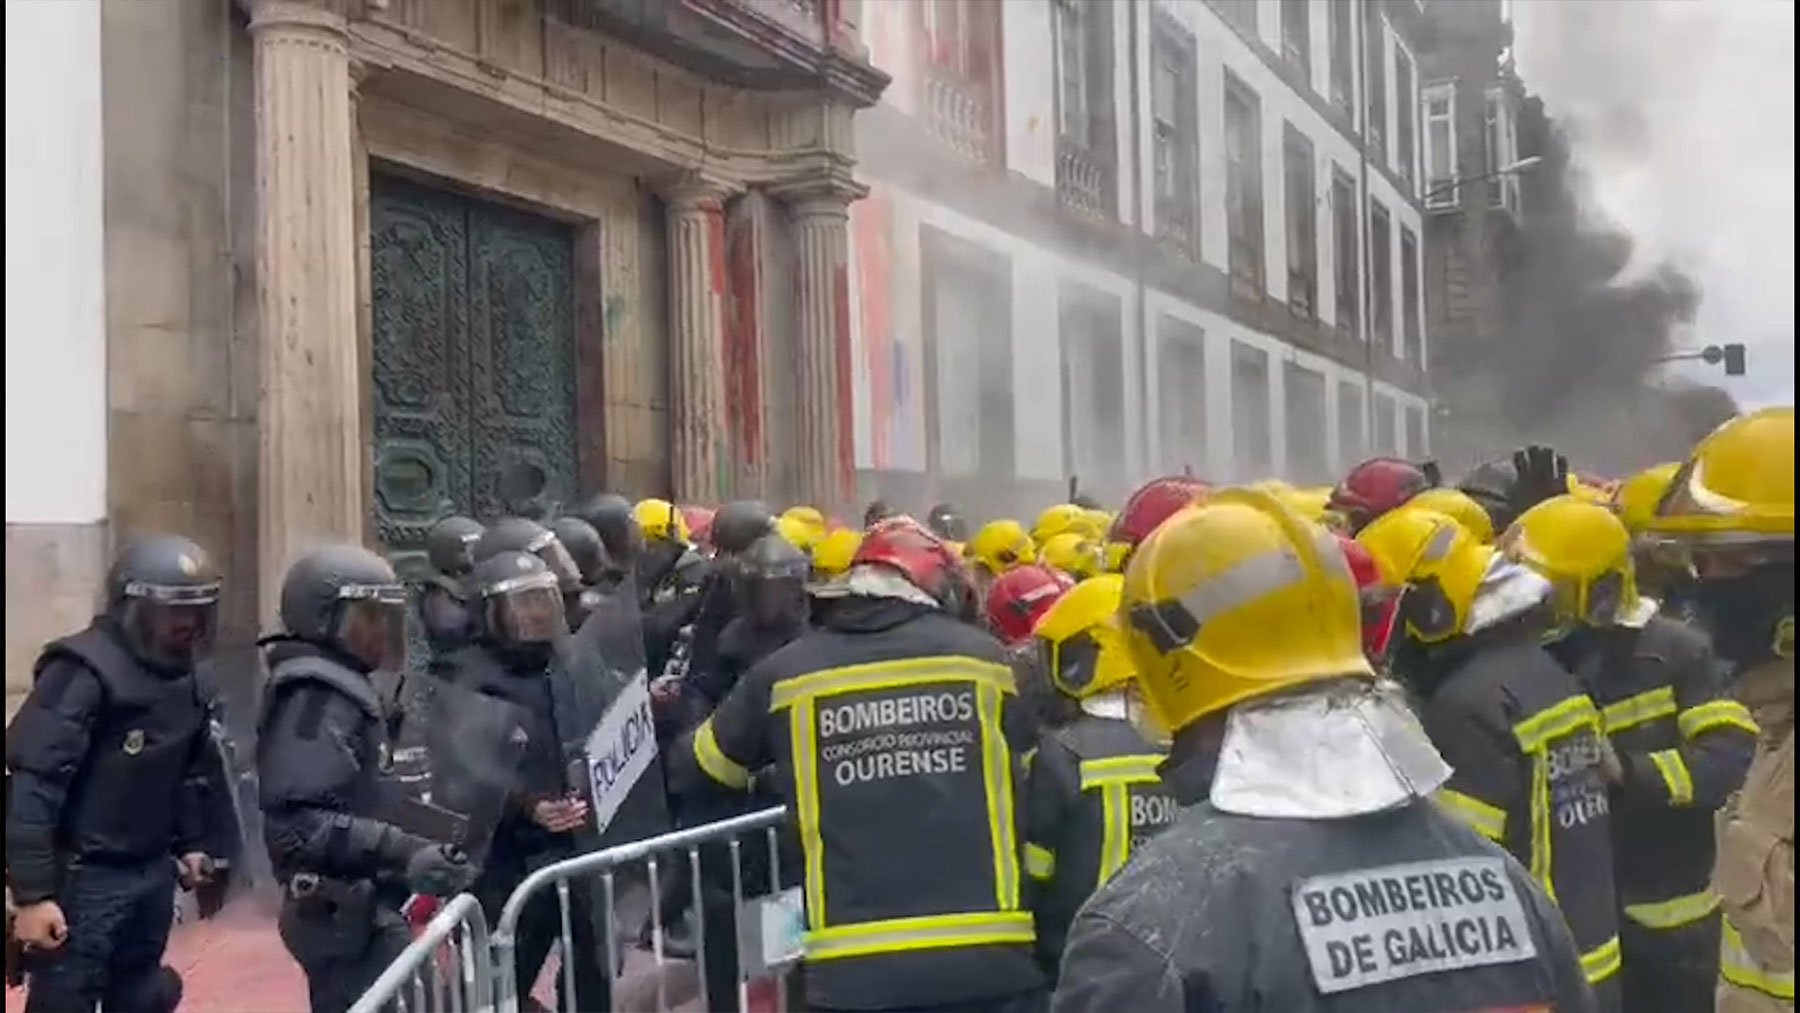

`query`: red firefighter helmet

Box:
[1336,532,1398,662]
[852,516,976,614]
[1107,477,1212,566]
[1329,457,1433,533]
[680,505,716,547]
[983,564,1076,646]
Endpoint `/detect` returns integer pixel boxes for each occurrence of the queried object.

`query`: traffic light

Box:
[1699,343,1749,376]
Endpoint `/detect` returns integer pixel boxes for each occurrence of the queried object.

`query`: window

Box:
[1329,0,1353,112]
[1060,286,1127,494]
[1282,0,1311,73]
[1374,392,1399,455]
[1285,363,1330,483]
[1231,343,1272,479]
[1485,86,1521,216]
[1395,47,1416,186]
[1158,318,1208,473]
[1365,11,1387,164]
[1152,18,1199,254]
[1224,72,1264,298]
[1424,82,1458,208]
[924,229,1015,479]
[1337,380,1366,468]
[1217,0,1258,36]
[1284,125,1317,319]
[1054,0,1116,217]
[1332,167,1359,340]
[1401,225,1422,367]
[1369,198,1392,349]
[916,1,1000,163]
[1405,404,1428,459]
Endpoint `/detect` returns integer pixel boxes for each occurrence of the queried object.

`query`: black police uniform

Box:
[691,594,1045,1012]
[6,619,212,1013]
[257,637,438,1013]
[1413,627,1624,1011]
[1050,742,1599,1013]
[1565,616,1757,1011]
[447,642,612,1010]
[1024,712,1174,971]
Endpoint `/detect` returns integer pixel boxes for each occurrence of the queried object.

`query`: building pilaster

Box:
[249,0,362,620]
[776,178,866,511]
[662,177,734,504]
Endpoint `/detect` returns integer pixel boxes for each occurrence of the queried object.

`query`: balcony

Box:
[1057,142,1114,220]
[921,64,994,164]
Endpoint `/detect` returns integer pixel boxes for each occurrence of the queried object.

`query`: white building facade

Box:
[846,0,1433,516]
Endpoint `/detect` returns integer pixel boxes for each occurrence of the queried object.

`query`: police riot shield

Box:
[386,673,530,867]
[563,581,671,846]
[189,646,266,917]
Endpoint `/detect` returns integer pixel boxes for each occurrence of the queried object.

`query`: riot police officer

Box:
[549,515,609,630]
[417,515,484,661]
[1053,490,1596,1013]
[449,550,611,1011]
[256,545,475,1013]
[571,492,642,594]
[6,535,228,1013]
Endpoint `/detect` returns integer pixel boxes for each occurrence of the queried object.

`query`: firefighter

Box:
[1053,489,1595,1012]
[983,565,1074,649]
[1458,444,1575,533]
[1502,494,1757,1011]
[1104,476,1211,573]
[812,528,863,583]
[1031,504,1085,548]
[1643,407,1794,1013]
[966,518,1039,596]
[1023,574,1174,974]
[686,517,1044,1012]
[1359,505,1624,1010]
[1037,532,1101,581]
[1336,532,1400,664]
[1327,456,1434,534]
[1409,487,1497,543]
[781,505,831,555]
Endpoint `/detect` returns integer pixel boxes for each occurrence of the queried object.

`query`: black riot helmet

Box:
[712,500,775,558]
[105,535,222,671]
[571,493,641,568]
[863,499,896,530]
[277,544,409,673]
[1459,446,1568,533]
[473,517,582,592]
[425,515,484,577]
[469,550,567,649]
[926,502,967,542]
[549,516,608,584]
[738,533,811,628]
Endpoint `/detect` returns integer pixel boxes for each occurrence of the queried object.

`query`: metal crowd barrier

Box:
[350,805,796,1013]
[350,893,495,1013]
[493,805,795,1013]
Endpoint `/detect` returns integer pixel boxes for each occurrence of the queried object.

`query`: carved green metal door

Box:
[369,175,578,576]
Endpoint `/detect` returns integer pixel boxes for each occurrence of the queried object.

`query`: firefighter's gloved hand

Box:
[405,844,474,897]
[1510,445,1569,515]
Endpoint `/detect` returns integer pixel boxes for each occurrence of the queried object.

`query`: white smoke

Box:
[1512,0,1795,407]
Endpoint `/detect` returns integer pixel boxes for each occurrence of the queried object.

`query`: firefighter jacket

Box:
[1416,625,1624,1010]
[1582,617,1756,967]
[689,594,1044,1010]
[1714,656,1795,1012]
[1050,729,1599,1013]
[1024,706,1174,970]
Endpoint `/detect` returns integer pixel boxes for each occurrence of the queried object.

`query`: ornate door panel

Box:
[465,200,579,523]
[369,175,577,575]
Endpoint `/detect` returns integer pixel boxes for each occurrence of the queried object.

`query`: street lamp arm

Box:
[1422,156,1543,203]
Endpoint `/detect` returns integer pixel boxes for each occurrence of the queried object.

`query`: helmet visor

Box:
[485,572,566,644]
[1397,576,1459,643]
[524,530,583,590]
[333,582,410,673]
[1582,571,1626,627]
[120,580,221,668]
[1039,630,1101,699]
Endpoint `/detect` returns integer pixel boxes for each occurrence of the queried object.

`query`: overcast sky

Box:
[1512,0,1795,408]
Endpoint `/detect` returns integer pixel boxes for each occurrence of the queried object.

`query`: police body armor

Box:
[256,653,391,883]
[38,625,208,862]
[1025,712,1174,967]
[437,646,570,851]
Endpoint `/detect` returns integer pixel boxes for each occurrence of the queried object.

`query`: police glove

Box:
[1510,445,1569,515]
[405,844,475,897]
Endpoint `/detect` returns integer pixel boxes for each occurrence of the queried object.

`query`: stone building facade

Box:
[4,0,885,704]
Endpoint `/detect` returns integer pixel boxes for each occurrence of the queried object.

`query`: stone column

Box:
[777,179,865,511]
[249,0,363,621]
[662,178,733,504]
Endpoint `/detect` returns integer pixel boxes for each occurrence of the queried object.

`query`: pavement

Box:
[5,893,782,1012]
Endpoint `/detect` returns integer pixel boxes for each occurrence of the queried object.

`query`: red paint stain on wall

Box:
[724,211,762,467]
[850,192,895,469]
[833,261,854,500]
